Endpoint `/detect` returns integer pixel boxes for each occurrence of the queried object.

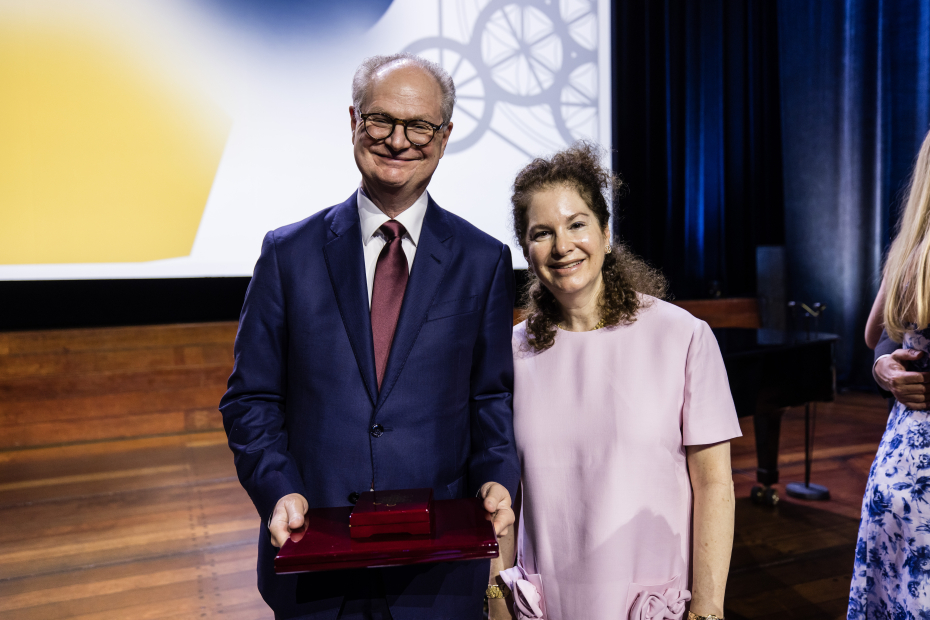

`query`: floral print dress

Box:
[849,328,930,619]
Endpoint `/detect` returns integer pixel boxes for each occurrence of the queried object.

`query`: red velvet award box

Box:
[274,489,499,574]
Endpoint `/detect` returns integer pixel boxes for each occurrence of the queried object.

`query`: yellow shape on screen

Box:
[0,24,230,264]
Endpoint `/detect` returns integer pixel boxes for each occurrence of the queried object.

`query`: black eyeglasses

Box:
[359,112,445,146]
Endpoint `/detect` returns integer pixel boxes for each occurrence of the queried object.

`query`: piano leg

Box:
[753,406,785,485]
[751,406,786,506]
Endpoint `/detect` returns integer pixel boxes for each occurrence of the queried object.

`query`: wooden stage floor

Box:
[0,391,888,619]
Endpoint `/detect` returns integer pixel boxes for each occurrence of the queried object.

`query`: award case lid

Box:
[274,496,498,574]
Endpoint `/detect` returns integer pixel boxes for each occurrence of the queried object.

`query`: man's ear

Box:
[437,122,453,158]
[349,106,358,144]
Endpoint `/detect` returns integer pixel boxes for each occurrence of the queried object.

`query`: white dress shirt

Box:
[357,188,429,307]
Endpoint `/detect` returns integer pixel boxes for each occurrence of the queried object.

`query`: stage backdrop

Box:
[778,0,930,386]
[0,0,611,280]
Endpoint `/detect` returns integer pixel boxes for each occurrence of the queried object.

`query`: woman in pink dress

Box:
[490,143,741,620]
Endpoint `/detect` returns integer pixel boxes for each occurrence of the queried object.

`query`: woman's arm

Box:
[865,278,887,349]
[488,483,519,620]
[489,528,516,619]
[687,440,735,617]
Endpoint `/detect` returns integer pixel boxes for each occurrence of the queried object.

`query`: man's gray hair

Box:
[352,53,456,124]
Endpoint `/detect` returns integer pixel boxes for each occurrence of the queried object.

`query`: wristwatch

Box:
[688,612,723,620]
[486,584,511,599]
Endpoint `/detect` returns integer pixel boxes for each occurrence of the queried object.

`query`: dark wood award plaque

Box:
[274,495,498,574]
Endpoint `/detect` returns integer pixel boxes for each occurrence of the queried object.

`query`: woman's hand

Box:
[687,441,734,617]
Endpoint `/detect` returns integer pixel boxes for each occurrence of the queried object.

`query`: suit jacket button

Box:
[348,492,360,505]
[370,424,384,438]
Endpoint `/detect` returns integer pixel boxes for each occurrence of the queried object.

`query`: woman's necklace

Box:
[558,318,606,331]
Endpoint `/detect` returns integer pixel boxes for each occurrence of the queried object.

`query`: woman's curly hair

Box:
[512,142,667,352]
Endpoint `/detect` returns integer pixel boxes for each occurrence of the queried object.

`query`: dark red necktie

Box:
[371,220,408,390]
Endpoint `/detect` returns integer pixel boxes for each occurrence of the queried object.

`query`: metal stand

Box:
[786,402,830,501]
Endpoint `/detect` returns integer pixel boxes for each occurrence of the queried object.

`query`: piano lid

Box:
[712,328,838,358]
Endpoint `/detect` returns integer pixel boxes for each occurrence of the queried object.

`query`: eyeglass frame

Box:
[358,112,447,146]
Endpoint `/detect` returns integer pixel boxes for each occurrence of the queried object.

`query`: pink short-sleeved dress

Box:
[509,297,741,620]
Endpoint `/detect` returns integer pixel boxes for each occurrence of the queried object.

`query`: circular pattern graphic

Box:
[481,4,562,98]
[404,37,493,153]
[405,0,600,152]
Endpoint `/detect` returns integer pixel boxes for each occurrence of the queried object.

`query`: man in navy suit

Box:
[220,53,520,619]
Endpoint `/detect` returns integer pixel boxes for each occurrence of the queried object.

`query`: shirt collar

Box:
[357,187,429,247]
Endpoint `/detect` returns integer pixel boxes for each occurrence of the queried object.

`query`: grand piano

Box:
[714,328,838,504]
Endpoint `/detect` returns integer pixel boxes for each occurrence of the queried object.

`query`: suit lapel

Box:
[376,197,453,410]
[323,194,379,406]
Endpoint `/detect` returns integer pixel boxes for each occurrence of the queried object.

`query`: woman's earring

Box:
[605,244,612,254]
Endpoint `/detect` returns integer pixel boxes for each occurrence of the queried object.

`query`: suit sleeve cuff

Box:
[873,354,893,397]
[256,471,307,527]
[873,354,890,384]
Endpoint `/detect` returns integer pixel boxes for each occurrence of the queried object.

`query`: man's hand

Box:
[480,482,514,537]
[875,349,930,410]
[269,493,308,548]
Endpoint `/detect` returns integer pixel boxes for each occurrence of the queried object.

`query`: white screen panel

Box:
[0,0,611,279]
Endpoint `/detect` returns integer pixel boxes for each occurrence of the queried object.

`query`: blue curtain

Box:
[613,0,930,386]
[612,0,785,300]
[778,0,930,385]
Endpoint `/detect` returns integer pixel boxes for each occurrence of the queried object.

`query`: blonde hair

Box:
[883,129,930,342]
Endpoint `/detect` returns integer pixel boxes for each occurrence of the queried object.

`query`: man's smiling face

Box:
[350,61,452,199]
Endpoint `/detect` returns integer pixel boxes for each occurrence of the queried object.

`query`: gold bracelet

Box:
[486,584,511,599]
[688,611,723,620]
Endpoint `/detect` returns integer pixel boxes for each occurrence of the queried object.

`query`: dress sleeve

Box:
[681,319,742,446]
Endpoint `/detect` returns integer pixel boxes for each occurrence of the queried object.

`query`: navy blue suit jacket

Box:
[220,192,520,619]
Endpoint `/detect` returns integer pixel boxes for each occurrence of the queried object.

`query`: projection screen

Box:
[0,0,612,279]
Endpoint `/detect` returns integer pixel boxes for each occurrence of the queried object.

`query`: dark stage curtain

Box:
[778,0,930,385]
[612,0,785,300]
